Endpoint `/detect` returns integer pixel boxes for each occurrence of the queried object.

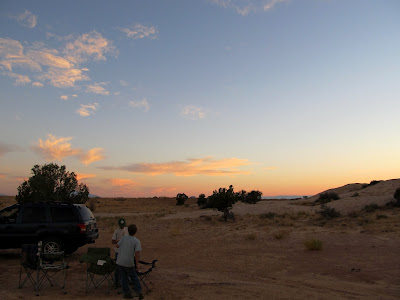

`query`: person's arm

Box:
[112,230,118,244]
[135,251,140,270]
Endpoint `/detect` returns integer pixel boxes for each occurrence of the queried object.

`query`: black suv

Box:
[0,202,99,254]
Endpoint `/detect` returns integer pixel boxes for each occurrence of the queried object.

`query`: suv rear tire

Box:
[42,237,64,253]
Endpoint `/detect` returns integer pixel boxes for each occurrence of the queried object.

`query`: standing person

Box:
[112,218,128,288]
[116,224,143,299]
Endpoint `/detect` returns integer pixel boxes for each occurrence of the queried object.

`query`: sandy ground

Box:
[1,179,400,299]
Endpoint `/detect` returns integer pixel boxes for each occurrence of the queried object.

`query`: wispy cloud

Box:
[100,156,251,176]
[0,142,21,157]
[63,31,118,64]
[129,99,150,112]
[118,24,158,40]
[76,173,96,181]
[0,38,41,72]
[86,82,110,95]
[32,82,43,87]
[33,134,105,165]
[6,72,31,85]
[110,178,139,188]
[264,167,279,170]
[210,0,288,15]
[26,50,73,69]
[76,103,99,117]
[80,148,105,165]
[60,95,68,100]
[120,80,129,86]
[181,105,206,120]
[0,31,115,88]
[15,9,37,28]
[38,67,89,88]
[34,134,81,161]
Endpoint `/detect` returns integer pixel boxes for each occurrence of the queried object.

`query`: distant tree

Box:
[176,193,188,206]
[197,193,207,207]
[16,163,89,204]
[243,190,263,204]
[206,185,237,221]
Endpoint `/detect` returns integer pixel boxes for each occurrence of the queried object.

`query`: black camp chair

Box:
[19,243,68,296]
[117,259,158,295]
[136,259,157,292]
[80,247,116,293]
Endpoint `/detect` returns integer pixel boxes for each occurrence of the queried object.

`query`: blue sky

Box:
[0,0,399,197]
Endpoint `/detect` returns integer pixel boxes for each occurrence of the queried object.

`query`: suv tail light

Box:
[78,223,87,233]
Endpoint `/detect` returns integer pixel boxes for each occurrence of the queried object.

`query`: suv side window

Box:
[22,207,47,223]
[0,207,20,224]
[51,207,78,222]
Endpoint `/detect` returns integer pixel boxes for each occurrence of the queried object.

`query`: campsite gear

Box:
[80,247,116,293]
[19,242,68,296]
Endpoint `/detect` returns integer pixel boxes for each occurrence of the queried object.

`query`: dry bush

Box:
[245,233,257,240]
[273,230,288,240]
[304,239,323,250]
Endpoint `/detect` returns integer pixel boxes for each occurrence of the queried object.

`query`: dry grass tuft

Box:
[304,238,323,250]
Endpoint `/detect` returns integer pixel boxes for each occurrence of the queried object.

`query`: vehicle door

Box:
[17,205,48,245]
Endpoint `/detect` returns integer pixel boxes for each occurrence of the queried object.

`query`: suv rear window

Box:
[22,207,47,223]
[51,207,79,222]
[75,205,95,221]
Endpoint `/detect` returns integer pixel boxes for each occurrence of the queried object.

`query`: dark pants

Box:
[117,264,142,297]
[114,253,120,287]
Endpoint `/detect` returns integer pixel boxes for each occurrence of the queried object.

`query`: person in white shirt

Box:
[112,218,128,288]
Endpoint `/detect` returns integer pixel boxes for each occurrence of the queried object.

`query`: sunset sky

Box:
[1,0,399,198]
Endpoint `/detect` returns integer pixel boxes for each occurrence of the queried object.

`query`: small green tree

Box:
[206,185,237,221]
[16,163,89,204]
[176,193,188,206]
[197,193,207,207]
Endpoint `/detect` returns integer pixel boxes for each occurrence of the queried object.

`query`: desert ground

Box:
[1,179,400,299]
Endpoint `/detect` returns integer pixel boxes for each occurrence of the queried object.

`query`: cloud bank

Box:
[100,156,251,176]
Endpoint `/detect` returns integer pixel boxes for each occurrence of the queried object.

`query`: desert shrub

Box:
[245,233,257,240]
[376,214,388,219]
[348,211,359,218]
[304,239,323,250]
[242,190,263,204]
[197,193,207,207]
[319,204,340,219]
[390,188,400,207]
[362,180,381,189]
[205,185,237,221]
[16,163,89,204]
[273,230,287,240]
[351,192,360,197]
[176,193,188,206]
[315,192,340,204]
[260,212,276,219]
[364,203,379,212]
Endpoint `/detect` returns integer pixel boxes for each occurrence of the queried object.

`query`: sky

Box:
[0,0,399,198]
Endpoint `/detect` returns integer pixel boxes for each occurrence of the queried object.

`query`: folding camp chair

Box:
[19,244,39,292]
[133,260,158,292]
[80,247,116,293]
[19,243,68,296]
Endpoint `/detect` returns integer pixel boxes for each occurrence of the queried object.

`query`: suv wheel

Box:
[42,237,64,253]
